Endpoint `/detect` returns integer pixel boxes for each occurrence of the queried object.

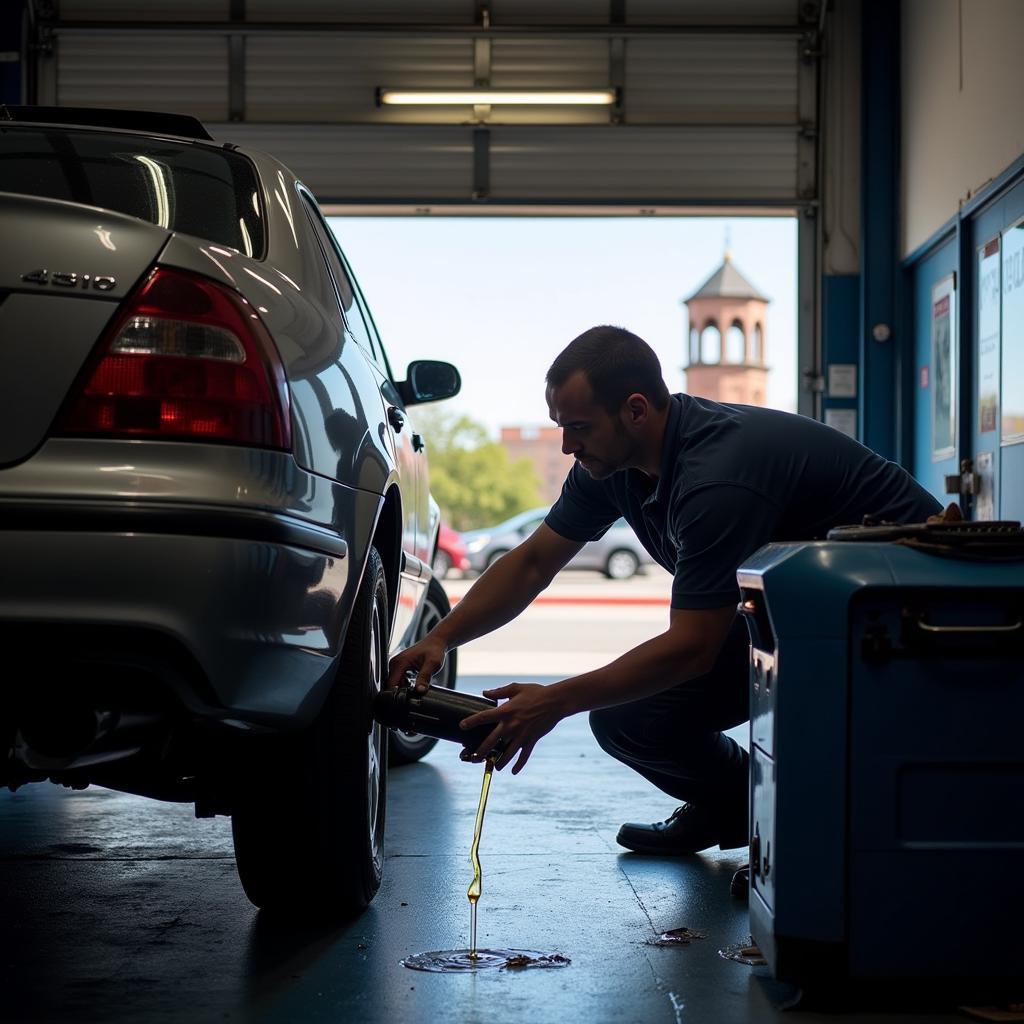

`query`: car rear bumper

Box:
[0,498,360,731]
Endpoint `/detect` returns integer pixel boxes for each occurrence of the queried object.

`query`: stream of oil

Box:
[401,758,570,974]
[466,757,494,959]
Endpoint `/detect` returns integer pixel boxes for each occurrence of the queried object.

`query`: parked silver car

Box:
[463,508,655,579]
[0,105,461,916]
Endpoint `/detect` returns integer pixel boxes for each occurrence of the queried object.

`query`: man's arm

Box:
[459,603,737,773]
[386,523,585,690]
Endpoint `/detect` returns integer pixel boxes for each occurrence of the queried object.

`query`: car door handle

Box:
[412,433,425,452]
[387,406,405,433]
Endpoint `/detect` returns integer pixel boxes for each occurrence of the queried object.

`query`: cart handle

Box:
[915,615,1022,635]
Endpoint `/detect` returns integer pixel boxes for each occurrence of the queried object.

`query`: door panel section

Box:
[970,199,1004,520]
[911,239,958,504]
[999,181,1024,520]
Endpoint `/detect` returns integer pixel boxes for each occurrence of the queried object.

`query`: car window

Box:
[0,126,265,255]
[522,515,546,535]
[297,190,382,365]
[333,269,379,364]
[339,250,397,381]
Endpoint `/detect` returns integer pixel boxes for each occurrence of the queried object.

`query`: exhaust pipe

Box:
[15,706,163,772]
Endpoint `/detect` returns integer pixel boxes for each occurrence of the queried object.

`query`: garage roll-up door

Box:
[38,0,817,207]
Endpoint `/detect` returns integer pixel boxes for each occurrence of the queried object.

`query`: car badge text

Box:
[21,269,116,291]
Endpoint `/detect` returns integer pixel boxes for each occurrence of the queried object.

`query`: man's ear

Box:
[623,393,649,426]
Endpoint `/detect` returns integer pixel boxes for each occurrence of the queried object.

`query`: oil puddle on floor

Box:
[401,949,571,972]
[647,926,705,947]
[718,938,767,966]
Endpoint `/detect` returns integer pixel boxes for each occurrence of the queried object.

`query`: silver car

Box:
[463,508,655,579]
[0,105,460,916]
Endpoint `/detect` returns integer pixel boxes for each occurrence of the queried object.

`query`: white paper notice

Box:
[827,364,857,398]
[825,408,858,438]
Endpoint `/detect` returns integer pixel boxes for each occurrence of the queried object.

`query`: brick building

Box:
[683,252,770,406]
[500,252,771,503]
[500,426,574,506]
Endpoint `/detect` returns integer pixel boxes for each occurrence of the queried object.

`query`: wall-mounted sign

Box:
[978,237,1000,434]
[931,274,956,462]
[1002,219,1024,445]
[827,363,857,398]
[825,408,857,438]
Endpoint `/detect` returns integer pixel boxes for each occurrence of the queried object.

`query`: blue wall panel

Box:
[859,0,900,461]
[822,274,860,435]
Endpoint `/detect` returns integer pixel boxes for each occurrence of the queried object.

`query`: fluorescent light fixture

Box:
[378,88,617,106]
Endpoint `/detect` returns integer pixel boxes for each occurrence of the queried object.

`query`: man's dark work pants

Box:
[588,615,750,835]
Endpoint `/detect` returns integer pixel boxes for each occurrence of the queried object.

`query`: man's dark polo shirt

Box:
[546,393,942,610]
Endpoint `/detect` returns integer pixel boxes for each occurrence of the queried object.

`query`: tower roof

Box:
[685,252,769,303]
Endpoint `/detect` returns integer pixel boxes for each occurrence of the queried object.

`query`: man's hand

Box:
[458,682,567,774]
[452,604,737,772]
[386,634,449,692]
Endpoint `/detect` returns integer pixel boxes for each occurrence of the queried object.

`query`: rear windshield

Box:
[0,126,265,256]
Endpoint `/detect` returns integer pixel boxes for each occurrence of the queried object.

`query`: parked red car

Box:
[432,523,469,579]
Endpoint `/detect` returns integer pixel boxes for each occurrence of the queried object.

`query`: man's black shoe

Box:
[616,803,747,855]
[730,865,749,900]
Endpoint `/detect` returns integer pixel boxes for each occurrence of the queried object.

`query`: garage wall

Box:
[821,0,859,276]
[39,0,817,207]
[902,0,1024,257]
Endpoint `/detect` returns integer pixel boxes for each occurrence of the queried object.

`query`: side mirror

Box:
[399,360,461,405]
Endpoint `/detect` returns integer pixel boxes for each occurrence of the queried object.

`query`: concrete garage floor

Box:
[0,672,980,1024]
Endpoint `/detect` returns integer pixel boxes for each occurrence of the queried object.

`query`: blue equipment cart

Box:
[736,522,1024,990]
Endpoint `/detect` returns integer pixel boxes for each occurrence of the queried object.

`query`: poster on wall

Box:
[931,274,956,462]
[978,237,1000,434]
[1002,219,1024,445]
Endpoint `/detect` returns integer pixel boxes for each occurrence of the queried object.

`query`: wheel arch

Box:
[426,495,441,567]
[370,485,402,624]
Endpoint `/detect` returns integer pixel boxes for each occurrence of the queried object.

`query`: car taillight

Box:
[56,266,291,449]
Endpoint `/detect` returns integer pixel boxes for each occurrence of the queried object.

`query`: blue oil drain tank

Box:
[736,521,1024,991]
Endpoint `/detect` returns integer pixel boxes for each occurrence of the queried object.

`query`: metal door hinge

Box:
[944,457,980,498]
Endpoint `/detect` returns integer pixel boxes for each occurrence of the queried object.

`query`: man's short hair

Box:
[546,325,671,413]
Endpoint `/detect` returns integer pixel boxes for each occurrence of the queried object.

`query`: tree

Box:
[412,408,542,531]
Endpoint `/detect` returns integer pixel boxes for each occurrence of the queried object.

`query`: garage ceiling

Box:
[32,0,821,209]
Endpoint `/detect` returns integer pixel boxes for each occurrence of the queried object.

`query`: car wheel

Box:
[389,576,458,766]
[230,546,388,917]
[485,548,510,569]
[605,548,640,580]
[432,548,452,580]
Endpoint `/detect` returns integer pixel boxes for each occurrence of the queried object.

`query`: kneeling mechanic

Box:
[387,325,940,862]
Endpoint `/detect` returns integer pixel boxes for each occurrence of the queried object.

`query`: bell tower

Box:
[682,251,770,406]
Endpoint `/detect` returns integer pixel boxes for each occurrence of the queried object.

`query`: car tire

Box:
[389,576,458,766]
[604,548,640,580]
[432,548,452,580]
[485,548,510,569]
[230,546,389,917]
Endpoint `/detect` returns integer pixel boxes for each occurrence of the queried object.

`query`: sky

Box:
[327,215,798,438]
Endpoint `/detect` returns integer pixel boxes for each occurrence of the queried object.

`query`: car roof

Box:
[497,507,549,530]
[1,105,215,142]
